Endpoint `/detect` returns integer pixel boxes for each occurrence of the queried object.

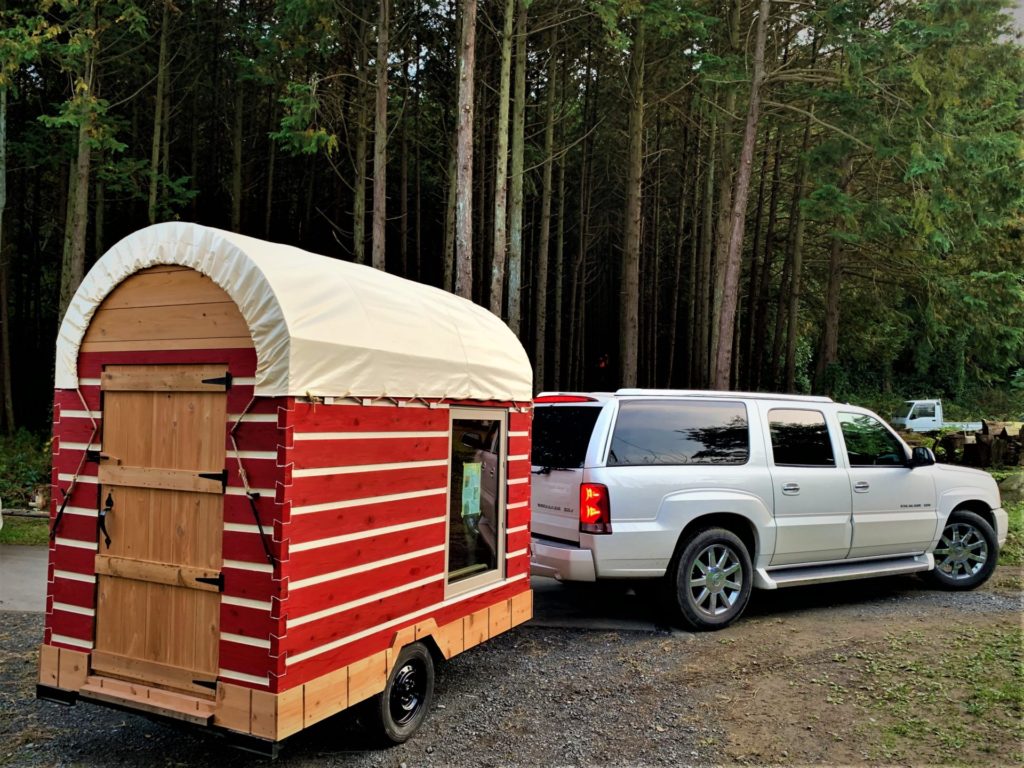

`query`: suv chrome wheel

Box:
[934,521,988,581]
[688,543,744,618]
[924,509,998,592]
[671,527,753,631]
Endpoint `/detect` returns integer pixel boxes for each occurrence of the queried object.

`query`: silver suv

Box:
[529,390,1007,630]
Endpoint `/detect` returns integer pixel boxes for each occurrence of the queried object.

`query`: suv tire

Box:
[923,509,998,591]
[669,527,752,631]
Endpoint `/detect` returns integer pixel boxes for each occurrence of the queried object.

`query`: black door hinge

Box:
[195,572,225,592]
[192,679,218,690]
[85,449,101,463]
[198,468,228,493]
[201,372,233,390]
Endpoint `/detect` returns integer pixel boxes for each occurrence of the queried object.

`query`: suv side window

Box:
[768,409,835,467]
[608,400,749,466]
[838,412,906,466]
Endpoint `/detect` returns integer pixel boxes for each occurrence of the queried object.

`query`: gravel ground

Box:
[2,570,1020,767]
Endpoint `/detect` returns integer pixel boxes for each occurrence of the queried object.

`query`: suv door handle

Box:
[781,482,800,495]
[854,481,870,493]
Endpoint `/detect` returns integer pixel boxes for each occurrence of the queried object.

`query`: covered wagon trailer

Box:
[38,222,534,754]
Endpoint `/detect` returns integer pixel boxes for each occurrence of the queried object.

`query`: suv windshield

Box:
[532,406,602,468]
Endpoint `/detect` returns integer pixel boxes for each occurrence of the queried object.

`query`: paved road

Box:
[0,544,668,631]
[0,545,48,612]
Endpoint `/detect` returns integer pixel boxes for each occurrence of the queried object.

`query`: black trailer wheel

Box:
[370,642,435,745]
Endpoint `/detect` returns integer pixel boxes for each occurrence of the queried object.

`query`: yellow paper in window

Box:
[461,462,481,519]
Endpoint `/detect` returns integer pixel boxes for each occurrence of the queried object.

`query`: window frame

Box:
[766,407,839,468]
[444,406,508,598]
[838,410,909,467]
[605,398,751,468]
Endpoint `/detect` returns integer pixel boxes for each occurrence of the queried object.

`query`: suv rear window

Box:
[532,406,602,468]
[608,400,749,466]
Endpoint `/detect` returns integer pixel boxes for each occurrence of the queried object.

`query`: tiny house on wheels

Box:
[38,222,534,754]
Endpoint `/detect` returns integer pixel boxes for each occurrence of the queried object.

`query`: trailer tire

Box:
[370,642,435,745]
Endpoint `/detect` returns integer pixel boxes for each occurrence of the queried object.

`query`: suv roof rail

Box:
[613,388,834,403]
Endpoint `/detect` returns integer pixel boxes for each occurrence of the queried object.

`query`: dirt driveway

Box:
[2,567,1021,767]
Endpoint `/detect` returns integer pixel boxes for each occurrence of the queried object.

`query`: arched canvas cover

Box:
[55,223,533,401]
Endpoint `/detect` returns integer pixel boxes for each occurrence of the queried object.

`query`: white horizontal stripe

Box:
[289,515,446,553]
[508,477,528,485]
[55,570,96,584]
[507,525,529,535]
[508,454,530,462]
[233,377,257,386]
[224,523,262,535]
[509,431,529,438]
[507,500,528,509]
[234,450,277,460]
[222,595,272,611]
[290,545,446,590]
[223,559,274,574]
[219,669,269,686]
[53,602,95,616]
[505,548,528,560]
[59,442,101,452]
[78,378,101,386]
[293,458,448,478]
[293,430,448,441]
[229,413,277,422]
[58,473,97,485]
[286,573,528,666]
[55,537,97,551]
[220,632,271,649]
[52,634,93,650]
[288,573,445,629]
[60,410,101,419]
[62,506,97,518]
[226,486,275,497]
[291,487,446,516]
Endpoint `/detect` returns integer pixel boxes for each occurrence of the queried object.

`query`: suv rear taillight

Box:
[579,483,611,534]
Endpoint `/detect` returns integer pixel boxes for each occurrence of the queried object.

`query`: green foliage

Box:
[0,515,50,546]
[998,498,1023,566]
[271,80,339,157]
[0,430,51,510]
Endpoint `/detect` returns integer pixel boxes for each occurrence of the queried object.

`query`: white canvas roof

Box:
[55,222,533,402]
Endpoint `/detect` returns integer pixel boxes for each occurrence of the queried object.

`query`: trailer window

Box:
[447,410,506,594]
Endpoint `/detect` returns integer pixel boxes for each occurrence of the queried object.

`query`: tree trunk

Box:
[552,100,566,390]
[711,0,769,390]
[741,132,770,388]
[695,110,717,387]
[230,87,244,232]
[619,18,645,388]
[784,120,813,393]
[454,0,477,299]
[489,0,515,315]
[371,0,389,271]
[751,127,783,388]
[353,34,369,264]
[0,82,12,432]
[665,129,692,387]
[534,44,556,390]
[264,104,276,237]
[148,0,170,224]
[507,0,527,333]
[59,119,91,320]
[400,102,409,276]
[443,146,457,290]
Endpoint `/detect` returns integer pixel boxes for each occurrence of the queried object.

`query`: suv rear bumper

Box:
[530,537,596,581]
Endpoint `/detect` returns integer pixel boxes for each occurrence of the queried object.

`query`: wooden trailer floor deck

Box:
[79,675,215,726]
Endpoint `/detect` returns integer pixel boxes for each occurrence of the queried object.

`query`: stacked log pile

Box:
[949,421,1023,468]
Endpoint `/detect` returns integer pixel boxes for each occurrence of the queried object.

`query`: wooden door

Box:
[93,364,230,698]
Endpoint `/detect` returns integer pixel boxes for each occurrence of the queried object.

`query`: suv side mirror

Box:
[909,446,936,467]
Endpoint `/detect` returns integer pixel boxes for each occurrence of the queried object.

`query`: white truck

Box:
[890,398,982,433]
[529,389,1006,631]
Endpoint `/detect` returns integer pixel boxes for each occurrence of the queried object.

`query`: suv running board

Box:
[756,553,934,590]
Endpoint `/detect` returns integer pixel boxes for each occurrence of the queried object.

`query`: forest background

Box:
[0,0,1022,441]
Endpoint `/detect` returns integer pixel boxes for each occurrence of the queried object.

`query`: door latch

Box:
[98,492,114,548]
[195,572,225,592]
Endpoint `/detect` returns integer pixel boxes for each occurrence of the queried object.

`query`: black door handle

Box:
[99,492,114,549]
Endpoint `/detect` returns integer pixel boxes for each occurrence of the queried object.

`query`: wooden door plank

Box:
[95,555,220,593]
[82,336,253,353]
[101,364,230,392]
[99,269,236,310]
[99,465,224,494]
[90,650,217,699]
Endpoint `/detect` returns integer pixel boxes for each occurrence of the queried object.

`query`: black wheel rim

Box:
[389,660,426,726]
